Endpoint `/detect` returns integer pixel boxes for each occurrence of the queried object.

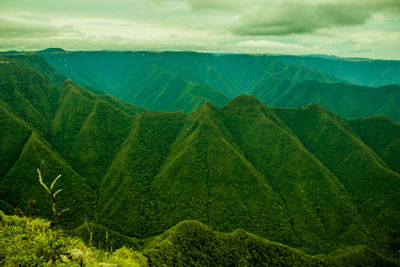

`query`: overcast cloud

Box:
[233,0,400,36]
[0,0,399,59]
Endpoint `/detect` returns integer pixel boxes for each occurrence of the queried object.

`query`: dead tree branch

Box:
[37,161,69,228]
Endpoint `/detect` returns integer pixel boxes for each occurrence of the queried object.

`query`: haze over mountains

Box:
[34,50,400,121]
[0,53,399,265]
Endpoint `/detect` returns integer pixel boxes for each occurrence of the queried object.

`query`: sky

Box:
[1,0,399,59]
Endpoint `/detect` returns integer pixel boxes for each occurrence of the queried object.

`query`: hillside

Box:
[0,56,399,261]
[350,116,400,174]
[251,79,400,121]
[274,55,400,87]
[36,51,400,120]
[143,220,399,267]
[3,212,397,266]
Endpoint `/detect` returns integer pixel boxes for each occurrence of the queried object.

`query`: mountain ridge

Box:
[1,54,399,259]
[34,50,400,120]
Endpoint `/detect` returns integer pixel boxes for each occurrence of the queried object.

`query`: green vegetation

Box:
[38,51,400,120]
[274,54,400,87]
[254,80,400,121]
[143,220,398,266]
[350,116,400,174]
[0,211,148,266]
[1,212,397,266]
[1,54,400,264]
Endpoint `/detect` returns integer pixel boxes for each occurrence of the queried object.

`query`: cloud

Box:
[186,0,238,11]
[0,15,78,38]
[232,0,400,36]
[0,0,399,59]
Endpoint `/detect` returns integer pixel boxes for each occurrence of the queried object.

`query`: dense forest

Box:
[0,52,399,266]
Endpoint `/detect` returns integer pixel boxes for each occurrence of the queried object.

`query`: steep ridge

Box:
[0,59,144,228]
[148,102,290,243]
[39,51,400,120]
[350,116,400,174]
[274,104,400,253]
[219,96,369,253]
[117,63,230,112]
[0,57,399,258]
[0,130,96,228]
[207,54,342,91]
[275,55,400,87]
[98,111,186,236]
[49,81,139,188]
[41,52,232,112]
[252,79,400,121]
[0,54,65,87]
[0,62,60,134]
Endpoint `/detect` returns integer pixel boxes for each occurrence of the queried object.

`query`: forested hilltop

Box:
[3,212,398,266]
[0,53,399,265]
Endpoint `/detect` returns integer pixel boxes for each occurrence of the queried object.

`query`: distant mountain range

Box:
[0,56,399,261]
[30,50,400,121]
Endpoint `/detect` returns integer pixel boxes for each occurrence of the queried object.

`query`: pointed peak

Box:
[306,103,334,114]
[203,100,216,108]
[195,100,217,113]
[63,79,76,87]
[185,100,220,124]
[229,95,263,106]
[222,95,266,112]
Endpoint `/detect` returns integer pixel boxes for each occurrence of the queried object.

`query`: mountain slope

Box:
[39,51,400,120]
[143,220,398,267]
[3,213,398,266]
[219,96,370,252]
[1,56,399,258]
[1,54,65,87]
[252,79,400,121]
[274,104,400,253]
[275,55,400,87]
[0,57,144,228]
[350,116,400,174]
[117,64,230,112]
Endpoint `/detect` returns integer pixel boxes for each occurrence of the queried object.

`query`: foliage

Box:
[0,55,399,261]
[38,51,400,120]
[274,54,400,87]
[143,220,398,266]
[1,212,396,266]
[0,210,148,266]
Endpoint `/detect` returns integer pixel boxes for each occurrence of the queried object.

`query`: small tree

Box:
[37,161,69,228]
[84,215,94,248]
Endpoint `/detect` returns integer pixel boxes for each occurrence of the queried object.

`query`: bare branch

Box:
[59,208,69,216]
[50,175,62,191]
[37,162,68,229]
[37,168,50,195]
[54,189,63,197]
[40,161,44,175]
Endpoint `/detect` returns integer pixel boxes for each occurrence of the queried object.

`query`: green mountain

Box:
[0,54,65,87]
[143,220,398,267]
[0,56,399,262]
[274,55,400,87]
[3,212,398,266]
[0,60,145,227]
[38,51,400,120]
[349,116,400,174]
[251,78,400,121]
